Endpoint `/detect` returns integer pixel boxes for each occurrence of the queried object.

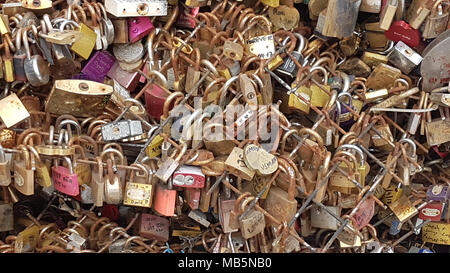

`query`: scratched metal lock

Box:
[139,213,170,242]
[420,29,450,92]
[155,143,187,183]
[387,41,423,74]
[422,1,449,39]
[45,80,113,117]
[315,0,361,38]
[101,120,143,142]
[379,0,398,30]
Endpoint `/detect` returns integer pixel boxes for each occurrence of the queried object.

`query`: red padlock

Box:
[385,21,421,48]
[173,165,205,188]
[419,202,445,221]
[102,205,120,222]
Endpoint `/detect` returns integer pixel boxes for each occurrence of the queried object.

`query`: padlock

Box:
[360,0,381,13]
[71,20,97,60]
[203,123,237,156]
[123,163,153,208]
[420,30,450,92]
[422,0,449,39]
[80,51,116,83]
[112,19,129,44]
[101,120,143,142]
[13,28,27,82]
[139,213,170,242]
[379,0,398,30]
[317,0,361,39]
[45,80,113,117]
[128,17,154,43]
[370,116,394,150]
[52,156,80,197]
[225,146,256,182]
[0,145,11,186]
[426,184,449,202]
[385,20,420,48]
[27,145,52,188]
[239,198,266,239]
[366,63,402,90]
[13,145,34,196]
[91,157,105,207]
[418,202,445,222]
[264,153,297,223]
[406,0,431,29]
[276,33,306,78]
[155,143,187,183]
[2,39,14,82]
[153,181,177,217]
[387,41,423,74]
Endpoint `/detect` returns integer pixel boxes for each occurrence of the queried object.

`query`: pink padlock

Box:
[128,17,154,43]
[107,61,140,92]
[52,157,80,196]
[185,188,201,210]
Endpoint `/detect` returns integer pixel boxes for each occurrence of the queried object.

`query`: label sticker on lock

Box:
[123,182,152,207]
[146,135,164,158]
[246,35,275,59]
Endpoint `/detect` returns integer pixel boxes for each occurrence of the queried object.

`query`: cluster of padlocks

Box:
[0,0,449,253]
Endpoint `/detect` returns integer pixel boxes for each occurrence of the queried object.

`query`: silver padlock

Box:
[387,41,423,74]
[101,120,143,141]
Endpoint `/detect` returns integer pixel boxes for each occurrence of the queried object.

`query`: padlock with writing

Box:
[52,156,80,197]
[139,213,170,242]
[123,163,153,208]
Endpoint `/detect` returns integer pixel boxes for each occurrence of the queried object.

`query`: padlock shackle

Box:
[298,128,324,147]
[129,163,149,182]
[336,144,365,166]
[203,78,227,102]
[309,66,328,85]
[100,148,126,165]
[399,138,416,155]
[57,119,81,136]
[63,156,74,174]
[218,75,239,108]
[162,91,184,119]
